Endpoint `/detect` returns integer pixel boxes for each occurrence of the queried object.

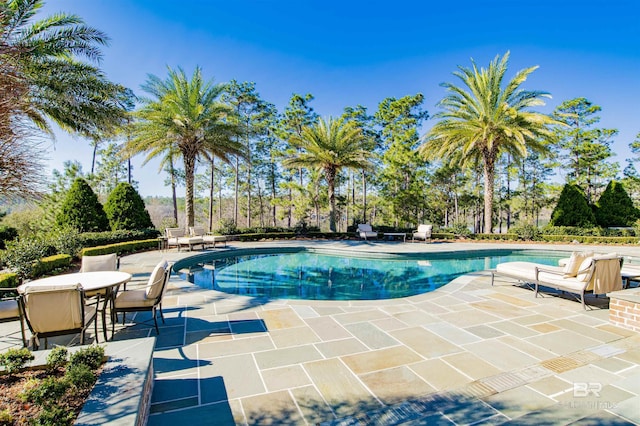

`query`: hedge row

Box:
[0,272,19,289]
[233,232,297,242]
[540,235,639,244]
[78,229,160,247]
[31,254,72,278]
[81,239,159,256]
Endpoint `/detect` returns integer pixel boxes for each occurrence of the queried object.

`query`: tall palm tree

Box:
[127,67,244,229]
[284,117,373,232]
[0,0,130,137]
[419,52,556,233]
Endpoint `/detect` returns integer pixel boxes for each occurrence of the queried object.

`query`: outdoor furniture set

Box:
[357,223,432,243]
[5,253,172,350]
[165,227,227,251]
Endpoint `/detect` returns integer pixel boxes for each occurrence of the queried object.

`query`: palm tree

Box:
[127,67,244,229]
[0,0,130,137]
[284,117,373,232]
[419,52,556,233]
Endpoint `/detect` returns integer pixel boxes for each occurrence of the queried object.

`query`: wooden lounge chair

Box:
[357,224,378,240]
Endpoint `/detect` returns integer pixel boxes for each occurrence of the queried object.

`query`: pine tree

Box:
[104,182,154,230]
[549,184,596,227]
[594,181,640,227]
[56,178,109,232]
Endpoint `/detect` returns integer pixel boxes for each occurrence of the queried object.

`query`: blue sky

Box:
[40,1,640,197]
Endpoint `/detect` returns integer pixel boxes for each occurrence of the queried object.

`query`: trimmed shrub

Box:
[46,347,69,371]
[68,345,105,370]
[0,272,19,289]
[594,180,640,227]
[80,239,158,256]
[1,237,56,279]
[65,363,96,390]
[56,178,109,232]
[104,183,154,231]
[510,224,542,241]
[0,225,18,249]
[0,348,34,374]
[78,229,160,247]
[549,184,597,227]
[31,254,72,278]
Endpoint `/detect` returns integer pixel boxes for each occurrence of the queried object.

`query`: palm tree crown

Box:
[0,0,130,136]
[284,117,373,232]
[127,66,244,229]
[420,51,556,233]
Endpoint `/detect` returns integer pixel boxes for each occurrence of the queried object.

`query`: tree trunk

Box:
[208,157,215,232]
[183,153,196,229]
[483,159,495,234]
[91,142,98,175]
[169,157,178,226]
[327,168,337,232]
[362,170,367,223]
[270,157,277,227]
[234,156,239,225]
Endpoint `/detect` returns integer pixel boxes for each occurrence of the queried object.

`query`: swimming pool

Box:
[174,247,569,301]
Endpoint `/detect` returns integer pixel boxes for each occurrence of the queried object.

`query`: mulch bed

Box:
[0,367,98,425]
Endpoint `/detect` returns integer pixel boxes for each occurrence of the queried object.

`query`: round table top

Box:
[19,271,132,293]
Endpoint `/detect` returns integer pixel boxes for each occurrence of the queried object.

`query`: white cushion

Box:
[562,251,592,277]
[81,253,117,273]
[576,257,594,282]
[115,289,156,308]
[145,261,168,299]
[190,226,205,236]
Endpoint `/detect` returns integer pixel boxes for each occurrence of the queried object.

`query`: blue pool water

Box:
[176,249,568,301]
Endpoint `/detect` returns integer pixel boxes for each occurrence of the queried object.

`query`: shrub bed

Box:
[31,254,72,278]
[80,239,159,256]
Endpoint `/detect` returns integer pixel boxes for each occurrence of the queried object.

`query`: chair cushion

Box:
[562,251,593,278]
[81,253,117,273]
[166,228,184,238]
[146,261,168,299]
[23,285,85,332]
[0,300,19,320]
[358,224,372,232]
[576,257,595,282]
[190,226,205,236]
[115,289,156,308]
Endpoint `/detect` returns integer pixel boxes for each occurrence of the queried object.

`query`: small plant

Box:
[511,224,541,241]
[46,346,68,371]
[65,363,96,390]
[0,408,13,425]
[216,218,237,235]
[448,222,472,238]
[32,405,74,426]
[69,345,105,370]
[20,376,69,406]
[0,348,34,374]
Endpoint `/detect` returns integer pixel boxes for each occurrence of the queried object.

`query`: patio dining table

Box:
[18,271,132,341]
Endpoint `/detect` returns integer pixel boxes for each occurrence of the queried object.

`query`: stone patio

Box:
[1,240,639,425]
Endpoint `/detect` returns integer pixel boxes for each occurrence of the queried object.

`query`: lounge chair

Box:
[166,228,204,251]
[112,261,172,334]
[357,224,378,240]
[189,226,227,248]
[20,283,98,350]
[492,252,623,309]
[80,253,119,340]
[0,288,26,347]
[412,224,433,243]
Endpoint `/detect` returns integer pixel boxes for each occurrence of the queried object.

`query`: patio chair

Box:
[80,253,118,341]
[357,224,378,240]
[412,224,433,243]
[0,288,26,347]
[112,261,172,335]
[189,226,227,248]
[20,283,98,350]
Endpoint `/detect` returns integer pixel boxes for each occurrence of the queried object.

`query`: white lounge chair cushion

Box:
[562,251,593,277]
[575,257,595,282]
[0,299,19,320]
[536,272,590,291]
[495,262,561,282]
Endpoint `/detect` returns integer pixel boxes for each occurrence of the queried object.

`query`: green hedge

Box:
[32,254,72,278]
[234,232,296,242]
[0,272,19,297]
[470,233,519,241]
[432,232,456,240]
[78,229,160,247]
[81,239,159,256]
[541,235,639,244]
